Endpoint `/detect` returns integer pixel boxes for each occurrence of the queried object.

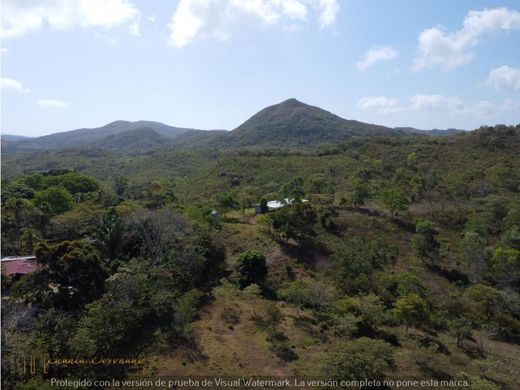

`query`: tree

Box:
[243,283,262,316]
[281,178,304,202]
[238,186,256,215]
[48,203,104,241]
[99,207,124,260]
[270,203,317,244]
[348,180,371,208]
[19,228,43,254]
[464,284,501,353]
[413,219,440,266]
[333,314,361,339]
[278,280,308,315]
[464,284,500,323]
[331,238,397,294]
[113,175,129,197]
[18,240,107,310]
[396,272,428,298]
[1,197,44,253]
[216,191,239,215]
[458,231,488,283]
[498,226,520,250]
[141,179,177,209]
[422,170,439,206]
[304,279,336,310]
[449,317,473,348]
[323,337,394,382]
[392,293,429,333]
[259,198,269,214]
[335,294,386,331]
[46,172,100,195]
[490,247,520,285]
[126,209,190,265]
[378,188,409,218]
[236,250,268,288]
[34,186,73,215]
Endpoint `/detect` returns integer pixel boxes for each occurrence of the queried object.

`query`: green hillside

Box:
[2,121,519,389]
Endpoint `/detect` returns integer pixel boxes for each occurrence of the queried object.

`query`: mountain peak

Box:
[279,97,304,105]
[229,99,390,147]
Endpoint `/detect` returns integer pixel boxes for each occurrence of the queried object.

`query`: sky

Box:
[1,0,520,136]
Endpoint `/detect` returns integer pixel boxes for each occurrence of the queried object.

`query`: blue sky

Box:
[1,0,520,136]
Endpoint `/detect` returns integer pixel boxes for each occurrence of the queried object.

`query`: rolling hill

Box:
[3,98,468,154]
[2,120,197,152]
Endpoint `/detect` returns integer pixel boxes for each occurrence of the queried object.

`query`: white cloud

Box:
[36,99,68,108]
[409,94,464,110]
[1,0,140,39]
[358,94,499,118]
[501,99,520,110]
[456,100,496,118]
[413,7,520,70]
[314,0,340,29]
[487,65,520,90]
[168,0,339,48]
[1,77,29,92]
[356,46,398,71]
[358,96,399,109]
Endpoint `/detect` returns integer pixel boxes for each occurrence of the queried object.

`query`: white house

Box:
[254,198,309,214]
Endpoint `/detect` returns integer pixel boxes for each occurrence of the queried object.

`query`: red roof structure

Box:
[1,257,38,276]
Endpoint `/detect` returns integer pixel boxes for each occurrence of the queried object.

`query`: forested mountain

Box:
[2,102,519,389]
[225,98,392,146]
[2,99,464,155]
[2,120,196,152]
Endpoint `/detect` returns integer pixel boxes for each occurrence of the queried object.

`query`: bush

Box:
[323,337,394,382]
[236,249,268,288]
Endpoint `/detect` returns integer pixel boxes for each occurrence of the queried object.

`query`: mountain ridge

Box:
[3,99,468,153]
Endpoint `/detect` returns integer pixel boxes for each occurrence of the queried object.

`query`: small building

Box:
[254,198,309,214]
[210,210,221,219]
[1,256,38,278]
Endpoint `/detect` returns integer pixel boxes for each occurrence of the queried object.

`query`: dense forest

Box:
[2,120,520,389]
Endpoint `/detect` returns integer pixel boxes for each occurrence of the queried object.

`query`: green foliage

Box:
[279,278,336,310]
[45,172,100,195]
[332,313,361,338]
[216,191,239,213]
[17,240,107,310]
[396,273,428,298]
[34,186,74,215]
[490,247,520,284]
[331,238,397,294]
[498,225,520,250]
[236,249,268,288]
[140,179,177,209]
[413,219,440,266]
[464,284,500,323]
[48,203,104,241]
[281,177,305,201]
[392,293,429,333]
[259,198,269,214]
[346,179,371,208]
[378,187,409,218]
[449,317,473,347]
[270,202,317,244]
[98,207,125,260]
[2,124,520,386]
[323,337,394,382]
[335,294,386,330]
[458,231,488,283]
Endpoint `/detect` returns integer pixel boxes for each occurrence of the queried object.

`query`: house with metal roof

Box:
[1,256,38,278]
